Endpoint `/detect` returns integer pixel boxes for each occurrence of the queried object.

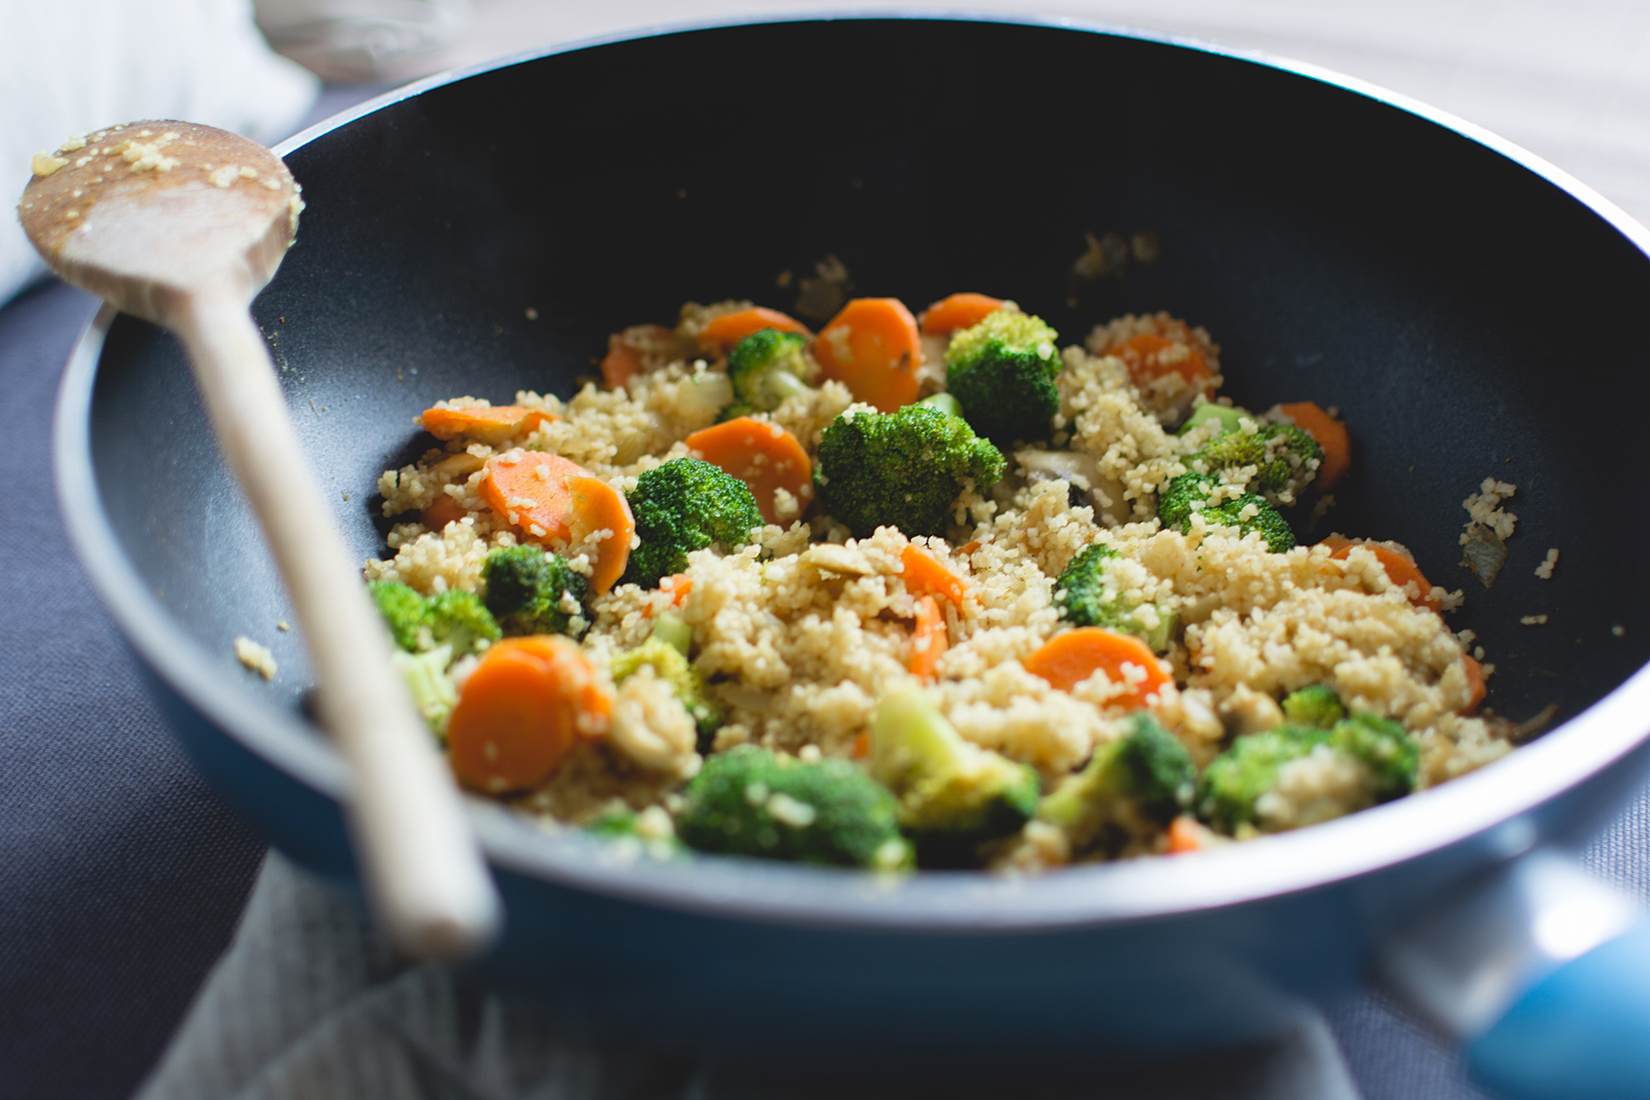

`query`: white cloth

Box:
[137,855,1363,1100]
[0,0,318,305]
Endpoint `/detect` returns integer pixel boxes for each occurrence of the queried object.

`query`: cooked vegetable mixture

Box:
[364,295,1513,871]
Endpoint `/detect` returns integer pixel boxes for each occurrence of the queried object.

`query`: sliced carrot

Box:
[504,634,615,734]
[900,544,969,609]
[1323,538,1438,608]
[814,297,922,412]
[1025,627,1172,709]
[908,595,949,681]
[1167,815,1207,854]
[480,450,587,544]
[600,324,674,390]
[600,338,644,390]
[919,292,1006,335]
[1279,401,1351,489]
[480,451,632,593]
[420,494,467,530]
[850,731,872,759]
[663,573,693,606]
[420,404,555,444]
[1111,333,1215,393]
[697,307,811,354]
[640,574,693,619]
[564,474,635,595]
[446,636,613,793]
[1461,654,1486,715]
[684,416,813,525]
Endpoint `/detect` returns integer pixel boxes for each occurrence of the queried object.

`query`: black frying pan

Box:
[54,17,1650,1097]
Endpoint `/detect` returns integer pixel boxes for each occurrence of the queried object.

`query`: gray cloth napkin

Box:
[138,855,1361,1100]
[138,784,1650,1100]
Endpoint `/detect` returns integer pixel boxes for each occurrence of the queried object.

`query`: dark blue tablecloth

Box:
[0,279,265,1099]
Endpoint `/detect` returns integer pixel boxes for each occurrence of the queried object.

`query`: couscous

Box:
[360,294,1517,872]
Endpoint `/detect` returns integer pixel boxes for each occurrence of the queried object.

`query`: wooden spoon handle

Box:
[174,290,500,958]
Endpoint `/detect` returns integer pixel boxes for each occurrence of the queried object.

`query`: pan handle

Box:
[1380,849,1650,1100]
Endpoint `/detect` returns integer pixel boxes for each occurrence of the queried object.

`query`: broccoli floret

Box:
[675,746,914,871]
[867,687,1039,866]
[1328,712,1419,801]
[944,308,1063,443]
[370,581,499,656]
[1203,494,1296,552]
[1196,726,1322,834]
[1156,472,1296,552]
[390,644,457,736]
[1190,422,1322,500]
[1156,471,1215,531]
[814,404,1006,537]
[623,457,764,588]
[1177,400,1252,436]
[1053,544,1178,654]
[1037,712,1195,853]
[1281,683,1346,728]
[584,806,684,858]
[370,580,427,652]
[482,545,589,637]
[611,637,723,750]
[422,590,500,656]
[727,328,815,411]
[1196,714,1418,834]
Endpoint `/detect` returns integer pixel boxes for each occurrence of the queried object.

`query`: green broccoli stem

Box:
[650,612,693,656]
[917,392,964,419]
[869,687,1039,866]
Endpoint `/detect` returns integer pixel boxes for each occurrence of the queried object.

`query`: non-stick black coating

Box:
[90,19,1648,729]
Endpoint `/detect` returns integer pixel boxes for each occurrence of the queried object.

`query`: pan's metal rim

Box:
[54,11,1650,934]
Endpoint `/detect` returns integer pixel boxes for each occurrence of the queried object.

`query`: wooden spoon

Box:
[18,121,500,957]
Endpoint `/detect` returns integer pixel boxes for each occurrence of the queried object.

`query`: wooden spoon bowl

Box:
[18,120,499,958]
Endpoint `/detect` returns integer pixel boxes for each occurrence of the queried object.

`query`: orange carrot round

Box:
[1279,402,1351,489]
[814,297,922,412]
[900,544,969,609]
[420,494,467,531]
[908,595,949,681]
[1111,332,1214,392]
[564,474,635,595]
[1322,538,1438,608]
[919,292,1006,335]
[1025,627,1172,708]
[481,451,632,593]
[684,416,813,525]
[480,450,587,544]
[446,636,612,792]
[600,323,675,390]
[697,307,811,354]
[600,338,642,390]
[1460,654,1486,714]
[420,404,555,444]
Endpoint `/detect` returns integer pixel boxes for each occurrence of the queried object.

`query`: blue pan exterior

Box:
[59,15,1650,1055]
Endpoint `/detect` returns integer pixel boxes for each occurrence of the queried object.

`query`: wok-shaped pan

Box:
[53,16,1650,1098]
